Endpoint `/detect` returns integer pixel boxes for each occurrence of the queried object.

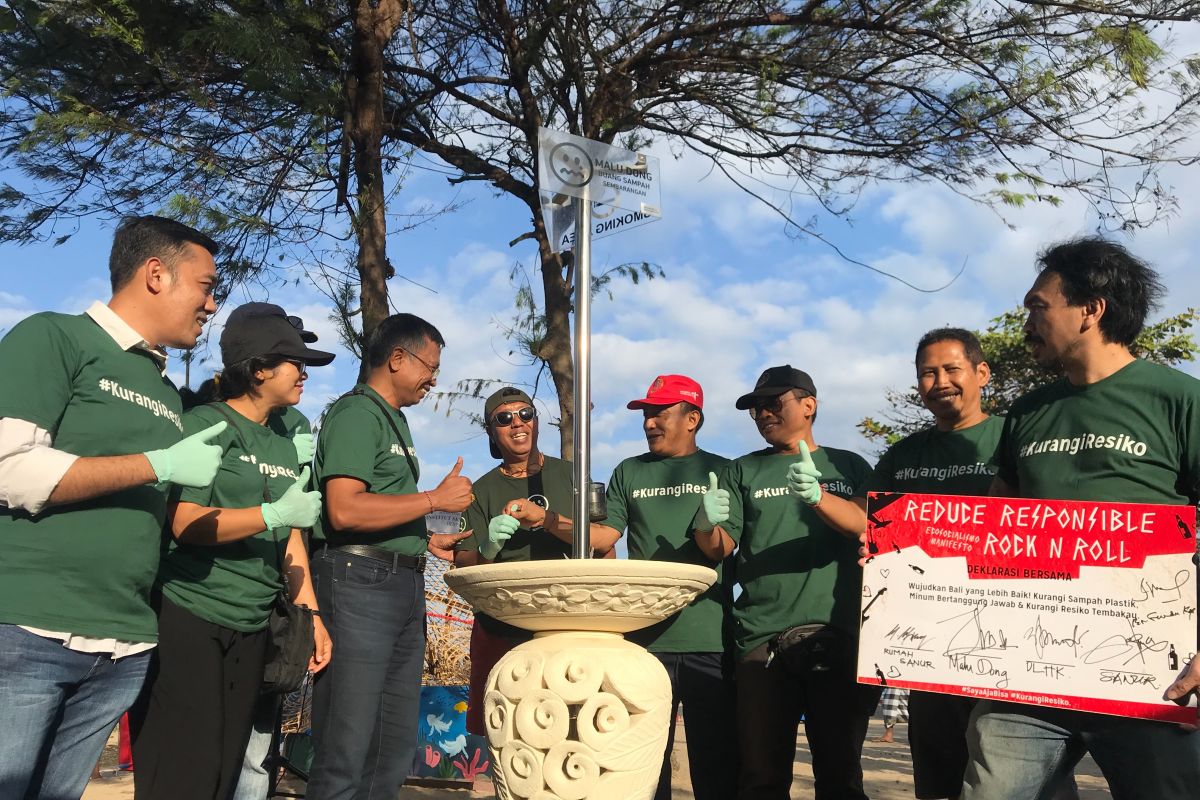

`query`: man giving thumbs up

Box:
[700,365,878,800]
[308,313,471,800]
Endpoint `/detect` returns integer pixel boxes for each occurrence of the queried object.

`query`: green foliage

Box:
[0,0,349,284]
[4,0,1199,454]
[857,306,1199,451]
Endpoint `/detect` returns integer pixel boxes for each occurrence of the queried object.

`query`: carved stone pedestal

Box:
[485,631,668,799]
[445,560,716,800]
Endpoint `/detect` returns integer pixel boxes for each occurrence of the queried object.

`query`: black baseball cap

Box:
[734,365,817,410]
[287,315,319,343]
[484,387,535,459]
[484,386,534,420]
[221,302,336,367]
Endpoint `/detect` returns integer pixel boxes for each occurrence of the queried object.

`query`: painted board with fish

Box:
[409,685,491,784]
[857,492,1198,723]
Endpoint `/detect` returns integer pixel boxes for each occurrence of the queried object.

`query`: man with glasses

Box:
[590,374,739,800]
[455,387,619,735]
[306,313,473,800]
[694,365,878,800]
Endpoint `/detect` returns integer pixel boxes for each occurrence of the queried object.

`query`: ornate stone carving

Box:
[445,560,717,800]
[475,583,698,620]
[485,633,670,800]
[445,559,716,634]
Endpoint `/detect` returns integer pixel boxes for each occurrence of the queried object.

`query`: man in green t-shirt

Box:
[855,328,1002,800]
[964,238,1200,800]
[591,374,738,800]
[696,365,878,800]
[307,313,473,800]
[455,386,618,736]
[0,216,227,798]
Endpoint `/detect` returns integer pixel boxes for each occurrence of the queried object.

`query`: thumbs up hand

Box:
[145,421,227,488]
[261,467,323,530]
[431,457,473,512]
[787,441,823,506]
[696,471,730,529]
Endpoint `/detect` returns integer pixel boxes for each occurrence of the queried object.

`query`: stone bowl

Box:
[444,559,717,634]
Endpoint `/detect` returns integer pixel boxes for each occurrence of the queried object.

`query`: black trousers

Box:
[129,596,268,800]
[652,651,739,800]
[909,691,974,799]
[736,634,880,800]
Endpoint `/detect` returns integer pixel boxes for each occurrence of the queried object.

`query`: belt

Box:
[323,543,426,573]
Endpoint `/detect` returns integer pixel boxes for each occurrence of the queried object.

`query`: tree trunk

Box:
[349,0,403,381]
[531,205,576,459]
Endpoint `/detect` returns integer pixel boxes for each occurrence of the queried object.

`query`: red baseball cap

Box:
[627,374,704,410]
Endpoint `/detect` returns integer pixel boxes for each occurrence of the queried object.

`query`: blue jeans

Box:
[0,623,150,800]
[963,701,1200,800]
[231,694,278,800]
[306,550,425,800]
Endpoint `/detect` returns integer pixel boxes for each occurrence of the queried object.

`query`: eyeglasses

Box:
[282,358,307,375]
[400,347,440,379]
[748,391,804,419]
[492,407,537,427]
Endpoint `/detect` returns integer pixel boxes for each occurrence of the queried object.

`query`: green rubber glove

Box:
[144,421,227,488]
[481,514,519,559]
[261,467,322,530]
[293,432,315,465]
[787,441,823,505]
[694,471,730,529]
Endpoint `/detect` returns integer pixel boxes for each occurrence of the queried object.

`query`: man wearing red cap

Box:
[592,375,739,800]
[696,365,879,800]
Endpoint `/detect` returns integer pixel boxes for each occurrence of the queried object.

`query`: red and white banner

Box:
[857,492,1198,723]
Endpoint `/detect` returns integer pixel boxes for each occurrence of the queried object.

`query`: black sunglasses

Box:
[492,407,536,427]
[281,358,307,374]
[748,390,807,419]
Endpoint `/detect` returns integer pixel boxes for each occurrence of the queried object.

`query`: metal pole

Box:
[571,194,592,559]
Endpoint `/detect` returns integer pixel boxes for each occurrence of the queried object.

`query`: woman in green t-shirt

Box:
[130,303,335,800]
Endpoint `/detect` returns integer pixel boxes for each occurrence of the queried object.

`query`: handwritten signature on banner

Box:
[858,492,1198,723]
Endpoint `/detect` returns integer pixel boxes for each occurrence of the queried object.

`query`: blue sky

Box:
[3,57,1200,508]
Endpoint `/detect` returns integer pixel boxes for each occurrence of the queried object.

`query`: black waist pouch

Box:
[767,623,851,675]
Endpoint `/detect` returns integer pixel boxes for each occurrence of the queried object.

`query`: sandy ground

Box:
[82,718,1112,799]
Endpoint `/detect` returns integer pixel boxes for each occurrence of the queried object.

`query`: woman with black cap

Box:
[130,302,335,800]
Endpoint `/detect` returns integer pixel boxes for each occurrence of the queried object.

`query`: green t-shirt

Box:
[460,455,574,637]
[995,359,1200,504]
[159,404,301,631]
[862,415,1003,498]
[602,449,733,653]
[0,312,184,641]
[269,405,312,439]
[721,445,872,659]
[312,384,427,555]
[461,455,574,563]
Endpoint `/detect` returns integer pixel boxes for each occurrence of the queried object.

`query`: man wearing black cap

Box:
[694,366,878,800]
[306,313,473,800]
[456,386,618,735]
[0,216,228,797]
[591,374,739,800]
